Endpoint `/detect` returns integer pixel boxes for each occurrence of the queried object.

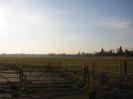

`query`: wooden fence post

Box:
[19,66,24,83]
[124,61,127,76]
[119,61,122,77]
[92,62,95,80]
[83,65,89,84]
[51,64,54,82]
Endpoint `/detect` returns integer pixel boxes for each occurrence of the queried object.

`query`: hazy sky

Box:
[0,0,133,54]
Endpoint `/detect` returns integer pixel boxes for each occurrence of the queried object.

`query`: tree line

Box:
[48,46,133,57]
[95,46,133,57]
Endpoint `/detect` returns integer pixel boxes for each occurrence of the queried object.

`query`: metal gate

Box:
[0,63,84,98]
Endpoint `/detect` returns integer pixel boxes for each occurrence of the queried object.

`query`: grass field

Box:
[0,55,133,65]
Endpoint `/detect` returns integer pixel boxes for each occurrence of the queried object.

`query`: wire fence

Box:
[0,61,132,98]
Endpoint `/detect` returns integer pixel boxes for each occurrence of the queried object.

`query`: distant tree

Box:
[112,49,115,54]
[76,51,81,56]
[81,52,86,56]
[125,49,133,56]
[125,49,129,56]
[100,48,105,56]
[106,50,113,56]
[95,48,105,56]
[101,48,104,53]
[117,46,124,56]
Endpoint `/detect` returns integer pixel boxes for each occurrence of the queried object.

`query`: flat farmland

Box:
[0,56,133,65]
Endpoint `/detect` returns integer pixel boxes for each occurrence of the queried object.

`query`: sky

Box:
[0,0,133,54]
